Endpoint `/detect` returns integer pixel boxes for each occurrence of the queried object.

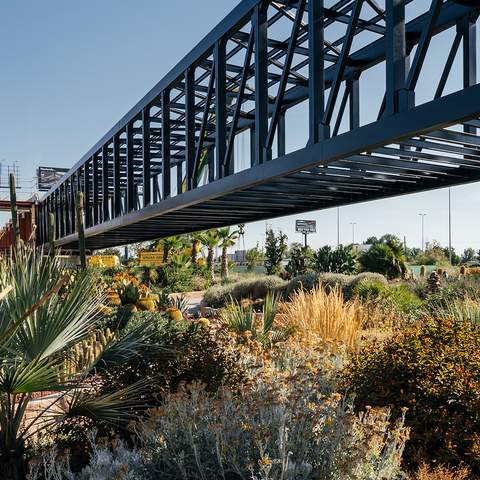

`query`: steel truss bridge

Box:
[37,0,480,250]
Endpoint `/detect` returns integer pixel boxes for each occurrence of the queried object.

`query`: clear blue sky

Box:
[1,1,479,253]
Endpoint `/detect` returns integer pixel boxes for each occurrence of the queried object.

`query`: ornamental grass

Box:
[282,284,367,350]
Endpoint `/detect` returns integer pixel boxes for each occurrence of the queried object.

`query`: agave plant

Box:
[221,293,293,345]
[0,246,152,479]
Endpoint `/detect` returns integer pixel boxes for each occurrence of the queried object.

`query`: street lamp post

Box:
[350,222,357,245]
[448,188,452,264]
[337,207,340,247]
[419,213,427,251]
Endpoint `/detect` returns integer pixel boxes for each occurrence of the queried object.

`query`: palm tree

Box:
[0,246,151,478]
[200,229,219,281]
[190,232,203,266]
[161,235,182,263]
[218,227,239,278]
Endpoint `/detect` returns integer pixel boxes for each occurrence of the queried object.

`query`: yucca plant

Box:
[0,246,152,479]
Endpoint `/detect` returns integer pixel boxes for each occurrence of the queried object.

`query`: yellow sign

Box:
[139,251,165,266]
[87,255,120,268]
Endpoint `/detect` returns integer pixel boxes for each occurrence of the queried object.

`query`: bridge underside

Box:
[37,0,480,251]
[57,84,480,250]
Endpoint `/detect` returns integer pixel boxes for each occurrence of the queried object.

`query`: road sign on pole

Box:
[296,220,316,247]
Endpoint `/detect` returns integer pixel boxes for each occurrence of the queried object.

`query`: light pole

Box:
[350,222,357,245]
[419,213,427,251]
[337,207,340,247]
[448,188,452,264]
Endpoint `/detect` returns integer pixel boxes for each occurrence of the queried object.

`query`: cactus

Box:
[63,328,116,377]
[76,192,87,269]
[427,271,441,294]
[9,174,20,249]
[48,213,56,258]
[420,265,426,277]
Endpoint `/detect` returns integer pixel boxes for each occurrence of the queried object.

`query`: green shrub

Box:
[285,245,314,278]
[203,275,286,307]
[345,318,480,473]
[383,284,423,317]
[98,312,246,404]
[346,272,388,299]
[318,272,355,295]
[252,275,287,299]
[285,272,388,300]
[264,229,288,275]
[359,243,406,279]
[133,354,408,480]
[285,271,321,296]
[352,279,386,302]
[314,244,357,274]
[202,284,231,308]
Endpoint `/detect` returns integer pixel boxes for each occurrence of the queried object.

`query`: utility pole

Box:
[419,213,427,251]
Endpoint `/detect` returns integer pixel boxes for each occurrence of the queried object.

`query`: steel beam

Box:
[162,89,171,199]
[113,133,121,217]
[185,67,196,189]
[385,0,408,115]
[102,144,109,221]
[92,154,99,225]
[142,107,151,206]
[215,38,228,177]
[126,122,135,212]
[309,0,327,142]
[253,3,269,165]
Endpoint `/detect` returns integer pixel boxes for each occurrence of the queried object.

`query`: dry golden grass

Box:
[410,464,471,480]
[282,285,365,350]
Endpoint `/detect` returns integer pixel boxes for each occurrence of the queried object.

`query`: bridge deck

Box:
[37,0,480,250]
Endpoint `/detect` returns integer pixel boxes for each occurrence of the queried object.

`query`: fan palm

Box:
[0,246,152,479]
[218,227,239,278]
[161,235,182,263]
[200,229,220,281]
[189,232,203,266]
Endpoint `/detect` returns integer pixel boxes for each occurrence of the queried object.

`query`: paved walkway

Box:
[170,291,205,316]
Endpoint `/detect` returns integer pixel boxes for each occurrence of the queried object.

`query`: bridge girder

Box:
[37,0,480,250]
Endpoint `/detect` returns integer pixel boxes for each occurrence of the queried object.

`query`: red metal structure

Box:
[0,201,36,253]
